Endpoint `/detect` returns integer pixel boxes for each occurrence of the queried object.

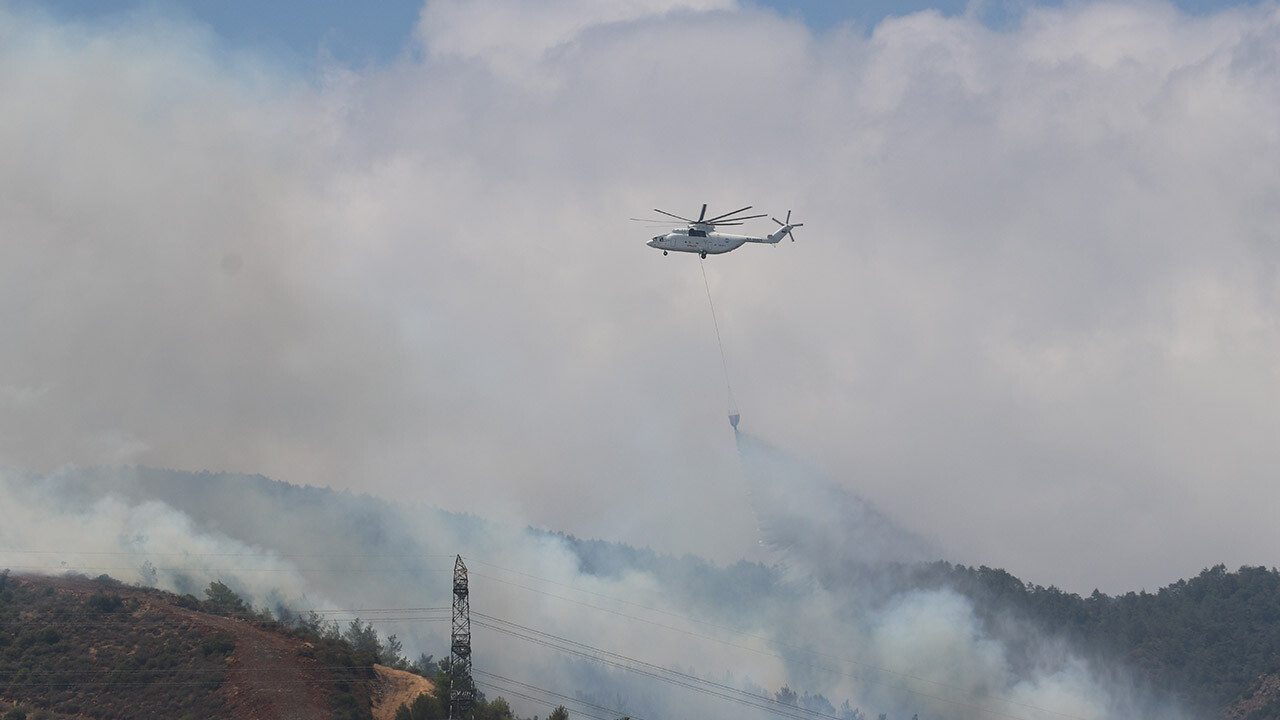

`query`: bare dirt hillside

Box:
[195,610,333,719]
[0,574,375,720]
[372,665,435,720]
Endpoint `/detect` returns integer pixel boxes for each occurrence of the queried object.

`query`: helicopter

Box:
[635,204,803,259]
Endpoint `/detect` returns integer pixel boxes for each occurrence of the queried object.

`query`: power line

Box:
[1,551,460,559]
[474,613,1082,720]
[0,609,455,627]
[474,679,617,720]
[475,668,641,720]
[0,665,433,679]
[466,559,1088,720]
[0,602,452,627]
[473,614,833,720]
[0,564,454,574]
[0,673,407,689]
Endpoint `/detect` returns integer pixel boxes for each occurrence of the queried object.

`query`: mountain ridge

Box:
[3,466,1277,719]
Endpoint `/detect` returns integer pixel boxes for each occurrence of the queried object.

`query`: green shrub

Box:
[200,633,234,658]
[86,592,123,613]
[203,582,249,616]
[329,692,368,720]
[395,692,444,720]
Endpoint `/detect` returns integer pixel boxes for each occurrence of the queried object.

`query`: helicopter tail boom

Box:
[763,210,803,244]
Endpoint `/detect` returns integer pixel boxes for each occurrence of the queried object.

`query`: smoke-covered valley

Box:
[1,452,1190,720]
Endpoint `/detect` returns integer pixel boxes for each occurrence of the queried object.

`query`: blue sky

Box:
[19,0,1261,68]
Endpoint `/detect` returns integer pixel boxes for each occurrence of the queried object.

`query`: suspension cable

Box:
[700,258,739,428]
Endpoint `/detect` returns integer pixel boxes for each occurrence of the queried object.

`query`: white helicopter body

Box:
[637,204,802,259]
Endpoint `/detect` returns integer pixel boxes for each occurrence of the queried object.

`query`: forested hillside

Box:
[928,562,1280,719]
[559,534,1280,718]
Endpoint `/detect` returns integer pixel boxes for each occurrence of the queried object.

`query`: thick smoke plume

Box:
[731,433,1188,720]
[1,465,1186,720]
[736,431,940,567]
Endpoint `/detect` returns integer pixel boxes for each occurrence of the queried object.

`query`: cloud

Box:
[416,0,737,79]
[0,0,1278,597]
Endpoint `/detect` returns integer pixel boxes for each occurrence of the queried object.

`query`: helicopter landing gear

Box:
[663,250,668,256]
[700,251,707,259]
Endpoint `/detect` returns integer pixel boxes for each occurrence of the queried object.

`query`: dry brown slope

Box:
[195,612,333,720]
[371,664,436,720]
[8,575,360,720]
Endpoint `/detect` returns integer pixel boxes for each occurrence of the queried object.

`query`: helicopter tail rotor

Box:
[770,210,804,242]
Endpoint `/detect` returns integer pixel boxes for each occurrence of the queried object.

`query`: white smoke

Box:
[730,434,1188,720]
[0,469,326,610]
[0,465,1188,720]
[736,431,940,566]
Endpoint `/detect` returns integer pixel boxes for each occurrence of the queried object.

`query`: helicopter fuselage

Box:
[647,229,763,257]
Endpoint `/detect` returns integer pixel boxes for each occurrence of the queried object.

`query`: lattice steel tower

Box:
[449,554,475,719]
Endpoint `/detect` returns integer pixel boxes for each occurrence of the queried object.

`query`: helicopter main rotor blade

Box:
[708,214,767,225]
[704,206,753,223]
[645,206,768,226]
[653,208,697,224]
